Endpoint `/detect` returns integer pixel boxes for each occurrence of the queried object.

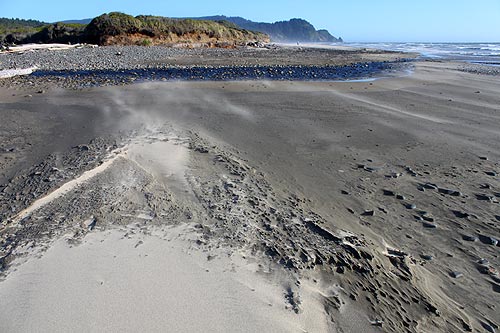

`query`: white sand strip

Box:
[10,151,125,224]
[0,227,330,332]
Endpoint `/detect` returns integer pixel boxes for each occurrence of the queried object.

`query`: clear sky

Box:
[1,0,499,42]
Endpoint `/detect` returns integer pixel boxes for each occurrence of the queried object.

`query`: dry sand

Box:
[0,60,499,332]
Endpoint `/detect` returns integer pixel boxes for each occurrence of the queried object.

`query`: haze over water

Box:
[344,42,500,66]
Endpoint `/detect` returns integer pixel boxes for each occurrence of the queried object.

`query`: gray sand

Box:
[0,60,499,332]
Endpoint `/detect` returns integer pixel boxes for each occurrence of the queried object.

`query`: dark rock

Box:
[485,171,497,177]
[478,235,499,246]
[406,203,417,210]
[396,194,406,200]
[452,210,470,219]
[449,271,463,279]
[478,258,489,265]
[383,189,396,196]
[370,319,383,327]
[363,166,381,173]
[422,221,437,228]
[341,190,350,195]
[481,322,496,333]
[423,182,438,190]
[420,254,433,260]
[438,188,461,196]
[194,147,209,153]
[462,235,477,242]
[422,215,435,222]
[303,219,342,243]
[361,210,375,216]
[495,215,500,222]
[479,156,488,160]
[476,194,495,201]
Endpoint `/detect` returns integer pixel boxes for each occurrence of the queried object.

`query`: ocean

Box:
[343,42,500,66]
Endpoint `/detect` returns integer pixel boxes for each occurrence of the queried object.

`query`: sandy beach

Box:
[0,49,499,332]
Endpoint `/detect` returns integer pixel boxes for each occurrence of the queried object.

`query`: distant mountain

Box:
[193,16,342,43]
[59,18,92,25]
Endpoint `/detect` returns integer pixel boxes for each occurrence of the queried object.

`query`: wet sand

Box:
[0,60,499,332]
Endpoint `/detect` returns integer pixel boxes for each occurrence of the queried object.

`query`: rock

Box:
[383,189,396,196]
[423,182,438,190]
[194,146,209,153]
[479,156,488,160]
[478,258,490,265]
[485,171,497,177]
[452,210,470,219]
[361,210,375,217]
[370,319,383,327]
[462,235,477,242]
[363,166,381,173]
[476,194,495,201]
[82,216,96,230]
[341,190,350,195]
[386,172,401,178]
[406,203,417,210]
[396,194,406,200]
[481,322,496,333]
[422,221,437,228]
[420,254,433,260]
[478,235,499,246]
[422,215,435,222]
[406,166,417,176]
[438,188,461,196]
[495,215,500,222]
[449,271,463,279]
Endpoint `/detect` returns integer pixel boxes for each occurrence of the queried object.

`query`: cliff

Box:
[0,13,270,47]
[195,16,342,43]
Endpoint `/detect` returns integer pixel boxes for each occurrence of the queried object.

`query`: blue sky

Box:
[1,0,499,42]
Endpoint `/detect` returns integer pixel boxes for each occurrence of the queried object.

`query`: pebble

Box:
[452,210,470,219]
[420,254,433,260]
[423,182,438,190]
[422,215,435,222]
[361,210,375,216]
[481,322,496,333]
[422,221,437,228]
[476,194,495,201]
[438,188,461,196]
[486,237,499,246]
[383,189,396,196]
[462,235,477,242]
